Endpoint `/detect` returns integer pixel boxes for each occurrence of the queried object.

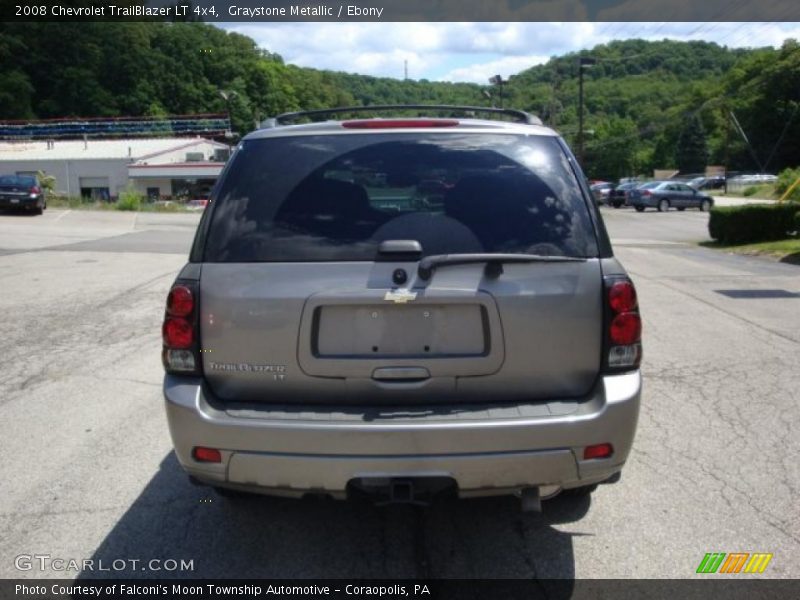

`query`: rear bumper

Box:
[0,196,40,209]
[164,372,641,498]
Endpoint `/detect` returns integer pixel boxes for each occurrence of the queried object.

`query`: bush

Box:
[116,186,143,211]
[776,167,800,200]
[708,203,800,244]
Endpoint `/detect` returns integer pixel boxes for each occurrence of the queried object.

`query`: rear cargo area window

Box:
[202,133,598,261]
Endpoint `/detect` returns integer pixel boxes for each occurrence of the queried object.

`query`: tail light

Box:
[162,282,201,374]
[642,190,652,197]
[30,186,41,195]
[341,119,459,129]
[584,443,614,460]
[192,447,222,463]
[603,277,642,371]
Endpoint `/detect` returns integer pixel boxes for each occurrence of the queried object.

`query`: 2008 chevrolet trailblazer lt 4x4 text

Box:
[162,105,642,511]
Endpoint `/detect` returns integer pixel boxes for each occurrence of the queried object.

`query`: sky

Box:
[219,22,800,83]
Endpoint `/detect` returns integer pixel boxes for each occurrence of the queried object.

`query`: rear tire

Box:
[612,201,623,208]
[700,199,712,212]
[33,205,43,215]
[634,206,645,212]
[677,207,685,211]
[657,199,670,212]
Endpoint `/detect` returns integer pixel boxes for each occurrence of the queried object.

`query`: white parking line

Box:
[52,210,72,223]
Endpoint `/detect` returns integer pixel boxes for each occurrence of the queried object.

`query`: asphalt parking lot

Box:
[1,206,798,580]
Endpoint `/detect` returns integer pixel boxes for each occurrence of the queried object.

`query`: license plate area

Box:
[315,304,487,358]
[298,290,505,379]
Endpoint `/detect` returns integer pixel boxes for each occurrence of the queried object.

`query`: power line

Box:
[583,45,800,152]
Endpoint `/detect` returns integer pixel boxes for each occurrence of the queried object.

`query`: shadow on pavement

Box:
[79,453,589,583]
[779,252,800,266]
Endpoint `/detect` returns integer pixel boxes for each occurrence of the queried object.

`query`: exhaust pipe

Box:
[520,486,542,512]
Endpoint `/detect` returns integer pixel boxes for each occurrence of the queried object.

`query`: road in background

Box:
[1,208,798,579]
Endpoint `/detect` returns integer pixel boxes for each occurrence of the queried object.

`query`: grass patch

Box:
[47,197,113,210]
[700,237,800,264]
[46,196,191,213]
[742,184,777,199]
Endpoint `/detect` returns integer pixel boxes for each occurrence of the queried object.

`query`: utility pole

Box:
[723,105,731,194]
[549,69,561,128]
[489,75,506,109]
[577,56,596,166]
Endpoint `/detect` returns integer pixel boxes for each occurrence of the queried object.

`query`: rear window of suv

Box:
[201,133,598,262]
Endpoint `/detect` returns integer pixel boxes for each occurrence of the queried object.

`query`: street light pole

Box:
[219,90,237,135]
[577,57,596,166]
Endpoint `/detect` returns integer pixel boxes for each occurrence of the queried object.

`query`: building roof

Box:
[128,162,225,179]
[0,137,229,161]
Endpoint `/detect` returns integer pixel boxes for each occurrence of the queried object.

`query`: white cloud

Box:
[440,55,551,84]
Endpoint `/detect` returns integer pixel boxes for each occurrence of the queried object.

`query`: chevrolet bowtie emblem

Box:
[384,289,417,304]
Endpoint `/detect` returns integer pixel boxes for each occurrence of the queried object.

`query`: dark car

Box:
[608,182,639,208]
[590,182,613,205]
[0,174,47,214]
[688,176,725,191]
[627,181,713,212]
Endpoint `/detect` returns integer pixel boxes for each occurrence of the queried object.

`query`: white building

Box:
[0,137,230,200]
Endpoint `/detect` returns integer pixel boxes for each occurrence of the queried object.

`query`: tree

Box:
[36,170,56,195]
[585,116,640,180]
[675,114,709,174]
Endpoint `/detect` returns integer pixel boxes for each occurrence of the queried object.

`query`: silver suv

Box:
[162,106,642,511]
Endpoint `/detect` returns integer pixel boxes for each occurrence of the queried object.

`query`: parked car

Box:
[186,199,209,211]
[688,176,725,190]
[162,106,642,511]
[627,180,714,212]
[0,174,46,215]
[729,173,778,185]
[608,181,639,208]
[590,182,614,205]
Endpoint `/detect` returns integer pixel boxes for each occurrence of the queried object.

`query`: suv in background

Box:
[0,174,46,214]
[162,106,642,511]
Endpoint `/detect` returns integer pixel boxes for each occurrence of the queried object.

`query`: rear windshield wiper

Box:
[418,253,587,280]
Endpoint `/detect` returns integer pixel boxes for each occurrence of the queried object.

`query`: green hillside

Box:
[1,22,798,178]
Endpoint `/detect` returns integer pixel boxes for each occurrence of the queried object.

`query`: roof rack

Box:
[262,105,543,128]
